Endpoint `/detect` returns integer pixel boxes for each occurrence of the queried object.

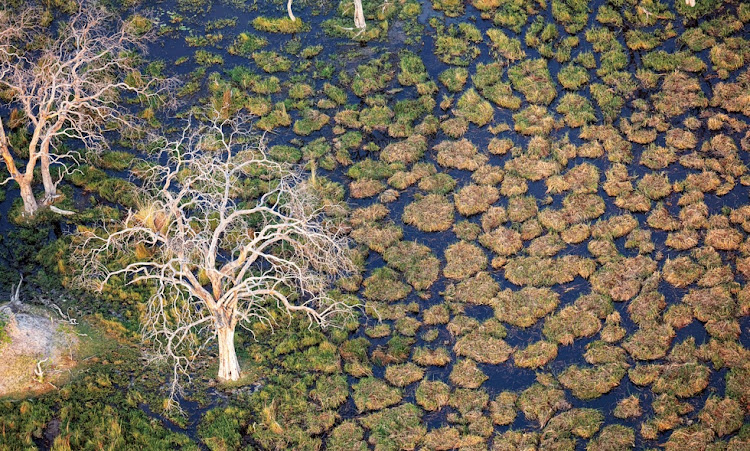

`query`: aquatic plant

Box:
[455,89,494,126]
[495,287,559,328]
[402,193,454,232]
[383,240,440,291]
[444,241,487,280]
[252,16,309,33]
[352,377,402,412]
[508,59,557,105]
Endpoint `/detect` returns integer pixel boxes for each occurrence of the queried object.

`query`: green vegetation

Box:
[2,1,748,449]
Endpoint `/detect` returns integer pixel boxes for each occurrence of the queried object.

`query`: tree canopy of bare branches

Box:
[73,115,355,401]
[0,2,173,216]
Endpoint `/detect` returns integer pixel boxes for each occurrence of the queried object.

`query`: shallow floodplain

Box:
[1,0,750,449]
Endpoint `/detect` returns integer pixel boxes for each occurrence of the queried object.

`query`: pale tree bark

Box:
[0,2,174,216]
[287,0,296,21]
[74,113,355,404]
[216,322,241,381]
[353,0,366,29]
[0,117,38,215]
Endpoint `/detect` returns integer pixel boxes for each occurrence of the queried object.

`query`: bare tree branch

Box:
[0,2,176,216]
[73,113,355,405]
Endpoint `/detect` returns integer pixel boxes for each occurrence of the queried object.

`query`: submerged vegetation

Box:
[0,0,749,450]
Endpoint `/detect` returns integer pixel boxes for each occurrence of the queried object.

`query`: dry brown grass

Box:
[614,395,642,419]
[479,227,522,257]
[402,194,455,232]
[494,287,559,328]
[384,362,424,387]
[454,184,500,216]
[514,341,558,369]
[489,391,518,425]
[444,241,488,280]
[435,139,487,171]
[449,359,488,388]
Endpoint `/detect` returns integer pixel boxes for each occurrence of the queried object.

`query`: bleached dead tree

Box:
[74,115,354,399]
[0,2,173,216]
[287,0,366,30]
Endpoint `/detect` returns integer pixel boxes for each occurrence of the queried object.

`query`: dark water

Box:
[4,0,749,448]
[141,0,750,447]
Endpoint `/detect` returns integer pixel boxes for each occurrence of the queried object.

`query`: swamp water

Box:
[2,0,750,449]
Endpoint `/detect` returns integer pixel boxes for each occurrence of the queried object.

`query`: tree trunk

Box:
[287,0,295,21]
[216,323,241,381]
[40,153,57,203]
[18,178,38,216]
[353,0,366,29]
[0,118,37,215]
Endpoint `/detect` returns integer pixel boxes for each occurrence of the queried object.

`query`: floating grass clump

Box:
[699,396,744,437]
[518,378,570,427]
[614,395,642,419]
[544,305,601,345]
[489,391,518,425]
[432,21,483,66]
[487,28,525,61]
[450,359,488,388]
[558,363,628,400]
[494,287,559,328]
[251,51,292,73]
[590,256,657,301]
[652,362,710,398]
[363,267,410,302]
[556,93,595,127]
[252,16,309,33]
[545,408,604,444]
[360,404,425,450]
[421,427,461,450]
[384,362,424,387]
[444,241,487,280]
[448,271,500,305]
[228,32,267,56]
[448,387,489,416]
[479,226,522,258]
[623,322,675,360]
[415,380,451,411]
[327,422,367,451]
[513,105,556,136]
[454,184,500,216]
[350,221,402,253]
[383,240,439,291]
[380,134,427,165]
[412,346,452,367]
[349,55,394,98]
[473,62,521,109]
[310,375,349,409]
[435,138,487,171]
[352,376,403,412]
[402,194,454,232]
[514,340,558,369]
[398,50,428,86]
[454,330,512,364]
[418,172,456,195]
[438,67,469,92]
[505,256,594,287]
[455,88,494,126]
[587,424,635,450]
[508,59,556,105]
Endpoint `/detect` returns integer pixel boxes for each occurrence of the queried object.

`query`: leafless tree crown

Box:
[0,2,175,214]
[73,115,355,398]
